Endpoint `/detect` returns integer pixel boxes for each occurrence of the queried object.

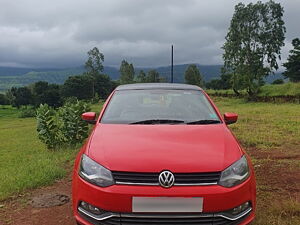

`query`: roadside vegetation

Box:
[0,103,103,201]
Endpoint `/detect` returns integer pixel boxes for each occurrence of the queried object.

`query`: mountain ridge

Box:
[0,64,283,91]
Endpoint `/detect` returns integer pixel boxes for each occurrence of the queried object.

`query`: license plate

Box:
[132,197,203,212]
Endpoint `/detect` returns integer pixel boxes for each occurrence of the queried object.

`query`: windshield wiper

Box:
[186,119,221,125]
[130,119,185,125]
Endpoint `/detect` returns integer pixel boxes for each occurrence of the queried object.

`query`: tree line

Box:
[0,47,205,107]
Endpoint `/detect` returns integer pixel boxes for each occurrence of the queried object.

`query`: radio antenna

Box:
[171,45,174,83]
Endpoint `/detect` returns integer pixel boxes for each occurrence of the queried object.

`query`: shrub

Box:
[36,104,62,149]
[18,107,36,118]
[63,96,78,105]
[0,93,9,105]
[59,101,91,145]
[272,79,284,85]
[36,101,91,150]
[91,93,100,104]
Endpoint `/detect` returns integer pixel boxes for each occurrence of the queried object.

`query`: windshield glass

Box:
[101,89,221,124]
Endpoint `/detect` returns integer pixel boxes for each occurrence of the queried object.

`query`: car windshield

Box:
[101,89,221,124]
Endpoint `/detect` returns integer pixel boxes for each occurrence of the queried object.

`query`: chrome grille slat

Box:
[112,171,221,186]
[120,213,217,225]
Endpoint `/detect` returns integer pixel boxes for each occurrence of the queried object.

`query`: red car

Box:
[72,83,256,225]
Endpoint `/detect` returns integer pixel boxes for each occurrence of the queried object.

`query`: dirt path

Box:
[0,176,75,225]
[0,147,300,225]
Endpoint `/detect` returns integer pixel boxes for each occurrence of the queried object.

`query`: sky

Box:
[0,0,299,68]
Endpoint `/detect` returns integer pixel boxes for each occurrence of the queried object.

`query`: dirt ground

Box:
[0,175,75,225]
[0,148,300,225]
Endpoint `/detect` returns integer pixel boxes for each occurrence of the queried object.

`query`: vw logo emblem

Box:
[159,171,175,188]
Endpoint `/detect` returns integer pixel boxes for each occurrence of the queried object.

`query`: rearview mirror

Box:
[81,112,97,124]
[224,112,238,125]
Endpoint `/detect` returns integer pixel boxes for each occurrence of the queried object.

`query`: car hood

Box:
[87,124,243,173]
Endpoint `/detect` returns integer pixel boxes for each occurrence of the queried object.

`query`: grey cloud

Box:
[0,0,299,68]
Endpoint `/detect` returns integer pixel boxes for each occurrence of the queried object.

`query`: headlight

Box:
[219,155,250,188]
[79,154,114,187]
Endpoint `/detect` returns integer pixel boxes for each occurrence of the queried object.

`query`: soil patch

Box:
[0,176,75,225]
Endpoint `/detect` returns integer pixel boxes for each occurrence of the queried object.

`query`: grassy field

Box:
[213,97,300,225]
[213,97,300,149]
[0,103,103,201]
[207,82,300,97]
[0,98,300,224]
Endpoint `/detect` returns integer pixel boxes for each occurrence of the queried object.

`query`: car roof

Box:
[116,83,202,91]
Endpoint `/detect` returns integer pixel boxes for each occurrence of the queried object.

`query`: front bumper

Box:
[72,172,256,225]
[76,206,254,225]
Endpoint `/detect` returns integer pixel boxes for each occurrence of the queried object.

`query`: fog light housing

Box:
[79,201,103,215]
[231,201,250,215]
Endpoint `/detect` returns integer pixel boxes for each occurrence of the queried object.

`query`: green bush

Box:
[59,101,91,145]
[36,104,62,149]
[18,107,36,118]
[272,79,284,85]
[63,96,78,104]
[36,100,91,150]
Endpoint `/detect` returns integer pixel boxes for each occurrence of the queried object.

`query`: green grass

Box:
[213,97,300,149]
[213,97,300,225]
[0,102,103,201]
[206,82,300,97]
[206,88,241,95]
[259,82,300,96]
[0,106,19,118]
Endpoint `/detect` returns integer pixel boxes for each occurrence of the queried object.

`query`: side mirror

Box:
[224,112,238,125]
[81,112,97,124]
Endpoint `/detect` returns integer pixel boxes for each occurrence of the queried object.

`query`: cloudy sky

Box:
[0,0,299,68]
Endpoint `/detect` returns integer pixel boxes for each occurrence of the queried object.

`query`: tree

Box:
[5,89,15,105]
[85,47,105,97]
[219,72,232,90]
[94,74,114,99]
[32,81,62,107]
[283,38,300,82]
[43,84,62,107]
[223,0,286,97]
[205,79,223,90]
[62,75,94,100]
[0,93,9,105]
[136,70,147,83]
[85,47,104,76]
[10,87,34,108]
[119,60,135,84]
[146,70,160,83]
[184,64,204,87]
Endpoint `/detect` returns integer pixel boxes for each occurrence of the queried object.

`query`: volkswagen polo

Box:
[72,83,256,225]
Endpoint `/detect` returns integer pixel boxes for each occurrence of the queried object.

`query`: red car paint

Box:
[72,84,256,225]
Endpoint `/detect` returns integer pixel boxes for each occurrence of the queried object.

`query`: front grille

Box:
[112,171,221,186]
[120,213,218,224]
[79,211,250,225]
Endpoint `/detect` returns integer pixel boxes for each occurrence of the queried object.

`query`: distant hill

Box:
[0,64,283,92]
